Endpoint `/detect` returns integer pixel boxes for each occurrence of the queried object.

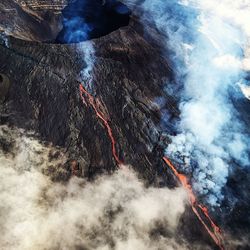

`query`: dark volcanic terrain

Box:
[0,1,249,250]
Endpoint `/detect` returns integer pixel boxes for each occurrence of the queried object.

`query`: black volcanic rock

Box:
[0,15,176,182]
[0,73,10,102]
[0,0,63,41]
[0,0,131,43]
[0,1,235,249]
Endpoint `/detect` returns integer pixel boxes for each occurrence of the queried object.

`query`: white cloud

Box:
[0,126,189,250]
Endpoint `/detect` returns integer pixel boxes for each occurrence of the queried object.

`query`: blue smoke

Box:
[128,0,250,206]
[56,0,131,43]
[61,16,93,43]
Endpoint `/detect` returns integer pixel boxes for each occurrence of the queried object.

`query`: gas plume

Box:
[125,0,250,206]
[79,41,95,83]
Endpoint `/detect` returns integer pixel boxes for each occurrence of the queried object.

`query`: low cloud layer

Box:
[0,126,190,250]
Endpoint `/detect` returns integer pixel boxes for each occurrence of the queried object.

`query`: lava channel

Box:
[79,82,224,249]
[163,156,224,250]
[79,83,122,166]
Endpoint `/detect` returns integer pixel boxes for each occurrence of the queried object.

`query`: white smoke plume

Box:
[78,40,95,92]
[79,41,95,79]
[126,0,250,206]
[0,126,192,250]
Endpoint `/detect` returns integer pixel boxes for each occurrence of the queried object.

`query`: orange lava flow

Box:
[163,156,224,250]
[78,82,224,248]
[79,84,122,165]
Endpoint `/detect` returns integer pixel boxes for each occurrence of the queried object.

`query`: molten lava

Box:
[78,81,224,249]
[163,157,224,250]
[79,83,122,165]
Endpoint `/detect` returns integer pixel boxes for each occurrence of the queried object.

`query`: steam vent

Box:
[0,1,250,250]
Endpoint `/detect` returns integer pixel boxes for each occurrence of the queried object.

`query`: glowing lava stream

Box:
[163,157,224,250]
[79,84,122,165]
[78,82,224,249]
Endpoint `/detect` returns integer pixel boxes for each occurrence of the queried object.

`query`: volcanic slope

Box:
[0,1,246,249]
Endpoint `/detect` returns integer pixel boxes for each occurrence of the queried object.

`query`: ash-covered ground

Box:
[0,1,250,249]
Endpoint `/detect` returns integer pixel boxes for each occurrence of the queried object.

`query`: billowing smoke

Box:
[127,0,250,206]
[56,0,94,44]
[0,126,193,250]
